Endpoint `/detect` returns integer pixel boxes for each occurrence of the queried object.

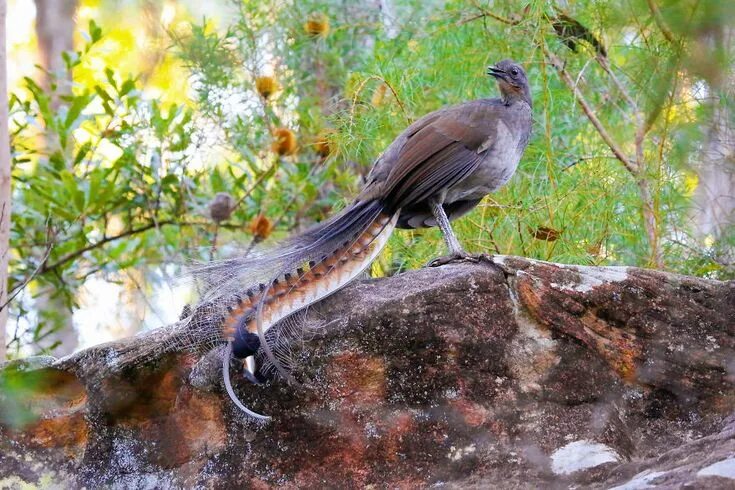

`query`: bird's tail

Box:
[191,199,398,420]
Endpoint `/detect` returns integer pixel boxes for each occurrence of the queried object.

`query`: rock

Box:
[0,256,733,488]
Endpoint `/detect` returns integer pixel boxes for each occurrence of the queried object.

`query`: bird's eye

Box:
[510,68,519,77]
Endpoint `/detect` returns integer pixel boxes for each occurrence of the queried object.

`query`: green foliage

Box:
[175,0,734,277]
[0,360,54,428]
[6,1,734,355]
[8,25,209,353]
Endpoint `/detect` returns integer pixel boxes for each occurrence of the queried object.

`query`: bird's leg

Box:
[427,199,472,267]
[430,199,464,255]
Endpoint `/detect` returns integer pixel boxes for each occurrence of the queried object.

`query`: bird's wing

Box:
[363,100,502,209]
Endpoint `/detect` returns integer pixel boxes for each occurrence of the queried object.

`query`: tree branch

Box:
[544,48,639,175]
[37,220,175,275]
[0,226,54,312]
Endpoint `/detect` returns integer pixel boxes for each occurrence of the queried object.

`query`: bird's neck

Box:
[501,86,532,108]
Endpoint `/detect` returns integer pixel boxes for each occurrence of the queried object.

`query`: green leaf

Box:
[51,203,78,222]
[104,68,117,90]
[211,168,225,192]
[102,101,114,116]
[59,170,86,213]
[64,92,92,130]
[85,171,103,212]
[161,174,179,188]
[119,78,136,97]
[162,225,179,247]
[73,141,93,166]
[24,77,52,126]
[89,20,102,43]
[31,185,66,208]
[94,86,112,104]
[48,151,66,172]
[107,241,128,260]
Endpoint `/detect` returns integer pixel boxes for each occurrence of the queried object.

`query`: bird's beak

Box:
[487,65,505,80]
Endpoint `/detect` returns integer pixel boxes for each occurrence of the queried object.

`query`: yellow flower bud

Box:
[304,13,330,38]
[271,127,298,156]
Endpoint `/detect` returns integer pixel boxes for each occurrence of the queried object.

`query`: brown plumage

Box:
[214,59,533,420]
[360,60,532,232]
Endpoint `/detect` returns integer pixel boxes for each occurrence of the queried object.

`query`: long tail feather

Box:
[252,205,396,383]
[191,199,398,419]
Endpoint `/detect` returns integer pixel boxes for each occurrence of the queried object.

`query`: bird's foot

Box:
[426,252,497,268]
[241,357,264,385]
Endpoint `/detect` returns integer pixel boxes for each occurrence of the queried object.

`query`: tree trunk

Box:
[379,0,400,39]
[34,0,77,96]
[31,0,79,356]
[1,257,732,487]
[691,27,735,279]
[693,72,735,240]
[0,0,10,362]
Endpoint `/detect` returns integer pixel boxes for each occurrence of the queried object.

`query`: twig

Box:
[122,268,167,326]
[209,223,220,260]
[236,150,332,260]
[595,56,651,168]
[562,155,620,171]
[646,0,675,44]
[39,219,176,275]
[544,48,638,175]
[461,0,521,26]
[230,159,279,211]
[0,229,54,312]
[597,57,639,115]
[349,75,408,125]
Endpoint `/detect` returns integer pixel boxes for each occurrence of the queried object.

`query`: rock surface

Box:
[0,256,734,488]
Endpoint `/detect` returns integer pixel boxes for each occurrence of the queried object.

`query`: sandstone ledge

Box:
[1,256,734,488]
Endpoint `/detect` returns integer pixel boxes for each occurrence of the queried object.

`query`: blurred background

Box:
[3,0,734,358]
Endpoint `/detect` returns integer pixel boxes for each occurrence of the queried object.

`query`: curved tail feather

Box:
[222,343,271,421]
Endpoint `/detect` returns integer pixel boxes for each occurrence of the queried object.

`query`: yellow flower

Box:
[249,214,274,241]
[314,130,333,158]
[371,83,387,106]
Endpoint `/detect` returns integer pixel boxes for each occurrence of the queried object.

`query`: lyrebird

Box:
[198,59,532,420]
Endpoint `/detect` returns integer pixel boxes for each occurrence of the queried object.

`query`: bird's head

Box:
[487,59,531,106]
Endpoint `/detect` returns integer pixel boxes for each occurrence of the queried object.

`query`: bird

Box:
[201,59,533,420]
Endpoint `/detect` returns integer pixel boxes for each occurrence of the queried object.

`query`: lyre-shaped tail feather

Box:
[191,199,398,419]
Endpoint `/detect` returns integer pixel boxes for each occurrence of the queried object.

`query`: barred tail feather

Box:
[191,199,398,419]
[191,200,387,306]
[250,210,397,382]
